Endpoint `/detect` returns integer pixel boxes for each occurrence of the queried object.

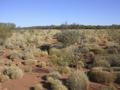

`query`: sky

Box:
[0,0,120,27]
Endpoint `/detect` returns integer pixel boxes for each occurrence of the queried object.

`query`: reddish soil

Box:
[1,67,120,90]
[2,73,41,90]
[0,49,120,90]
[2,67,49,90]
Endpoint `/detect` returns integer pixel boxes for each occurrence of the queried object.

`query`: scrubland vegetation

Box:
[0,23,120,90]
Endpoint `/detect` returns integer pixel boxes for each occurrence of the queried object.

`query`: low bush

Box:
[50,55,69,67]
[22,66,32,73]
[80,46,89,54]
[5,61,15,66]
[93,60,111,68]
[4,66,24,79]
[85,44,104,54]
[68,71,89,90]
[47,71,62,79]
[39,51,48,57]
[0,66,7,74]
[32,48,43,57]
[33,83,43,90]
[0,74,9,82]
[50,46,85,69]
[7,52,23,61]
[47,77,68,90]
[24,59,37,66]
[57,66,71,75]
[22,52,34,60]
[56,30,80,46]
[77,61,85,69]
[49,48,62,57]
[106,55,120,67]
[87,68,116,84]
[50,48,73,67]
[37,61,47,68]
[71,46,85,69]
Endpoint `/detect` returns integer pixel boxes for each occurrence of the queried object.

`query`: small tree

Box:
[56,30,80,46]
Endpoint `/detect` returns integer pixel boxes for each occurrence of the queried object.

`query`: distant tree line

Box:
[0,23,16,30]
[0,23,16,44]
[17,24,120,30]
[1,22,120,30]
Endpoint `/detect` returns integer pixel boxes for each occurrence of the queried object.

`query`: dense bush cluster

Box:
[56,30,80,46]
[19,24,120,30]
[0,26,120,90]
[4,66,24,79]
[0,66,24,82]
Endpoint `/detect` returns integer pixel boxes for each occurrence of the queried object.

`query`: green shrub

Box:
[56,30,80,46]
[50,46,85,69]
[0,66,7,74]
[85,44,104,54]
[106,55,120,67]
[49,48,62,57]
[0,74,9,82]
[22,52,34,60]
[47,71,62,79]
[93,60,111,68]
[57,66,71,75]
[47,77,68,90]
[24,59,37,66]
[32,49,48,57]
[107,29,120,44]
[77,61,85,69]
[39,51,48,57]
[34,83,43,90]
[4,66,24,79]
[7,52,23,61]
[37,61,47,68]
[70,46,86,69]
[22,66,32,73]
[80,47,89,54]
[5,61,14,66]
[87,68,116,84]
[50,48,73,67]
[68,71,89,90]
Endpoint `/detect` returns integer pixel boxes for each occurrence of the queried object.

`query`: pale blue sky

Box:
[0,0,120,27]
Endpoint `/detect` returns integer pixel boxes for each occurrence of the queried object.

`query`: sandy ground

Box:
[0,49,120,90]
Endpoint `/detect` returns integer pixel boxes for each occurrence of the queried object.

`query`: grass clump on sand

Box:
[68,71,89,90]
[4,66,24,79]
[47,77,68,90]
